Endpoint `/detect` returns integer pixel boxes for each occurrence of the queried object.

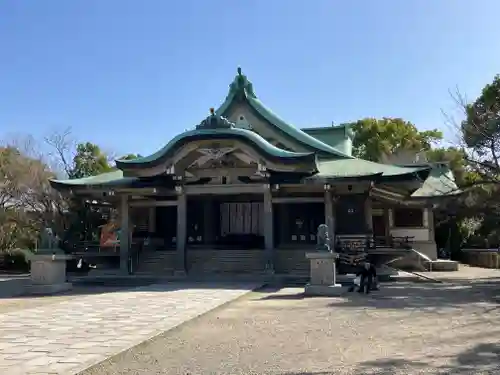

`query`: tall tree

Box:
[461,74,500,184]
[43,130,115,244]
[351,118,443,161]
[70,142,113,179]
[0,143,66,252]
[44,129,113,179]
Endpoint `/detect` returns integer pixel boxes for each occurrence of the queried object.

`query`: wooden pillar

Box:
[203,200,215,244]
[119,195,130,274]
[365,196,373,232]
[263,186,274,272]
[426,207,435,242]
[176,191,187,274]
[278,203,288,246]
[324,188,335,249]
[148,207,156,233]
[384,207,391,242]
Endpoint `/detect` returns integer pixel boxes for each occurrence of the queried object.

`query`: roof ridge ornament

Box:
[227,67,257,100]
[196,108,235,129]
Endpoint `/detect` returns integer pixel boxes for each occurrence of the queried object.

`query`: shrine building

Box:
[50,68,459,277]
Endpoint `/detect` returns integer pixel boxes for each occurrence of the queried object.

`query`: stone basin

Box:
[28,252,73,295]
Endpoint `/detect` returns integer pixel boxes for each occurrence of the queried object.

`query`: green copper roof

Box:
[51,159,446,194]
[312,159,430,180]
[50,170,136,188]
[411,165,460,197]
[116,118,316,169]
[216,68,352,159]
[302,124,355,140]
[302,125,354,156]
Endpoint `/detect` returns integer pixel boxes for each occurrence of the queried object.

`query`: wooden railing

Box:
[70,240,109,254]
[334,235,415,266]
[334,236,369,266]
[372,236,415,249]
[389,236,415,249]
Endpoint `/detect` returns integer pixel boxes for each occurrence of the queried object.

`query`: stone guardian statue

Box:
[316,224,331,253]
[38,227,62,254]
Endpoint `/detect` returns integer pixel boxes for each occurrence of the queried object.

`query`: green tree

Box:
[461,74,500,182]
[0,144,65,254]
[436,75,500,248]
[69,142,112,179]
[118,153,142,160]
[351,118,443,161]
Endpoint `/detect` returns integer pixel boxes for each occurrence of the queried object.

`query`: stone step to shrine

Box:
[274,249,309,275]
[187,249,266,274]
[135,250,176,275]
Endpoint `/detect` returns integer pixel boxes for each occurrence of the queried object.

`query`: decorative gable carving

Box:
[181,146,261,180]
[189,147,236,168]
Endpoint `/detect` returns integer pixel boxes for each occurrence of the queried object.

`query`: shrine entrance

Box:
[219,201,265,248]
[185,195,267,274]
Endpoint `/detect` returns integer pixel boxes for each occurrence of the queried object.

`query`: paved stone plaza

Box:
[0,282,258,375]
[0,267,499,375]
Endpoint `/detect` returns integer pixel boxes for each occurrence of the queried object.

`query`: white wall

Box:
[388,208,432,242]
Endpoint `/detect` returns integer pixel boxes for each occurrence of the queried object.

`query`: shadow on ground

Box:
[351,342,500,375]
[258,278,500,312]
[329,278,500,311]
[280,342,500,374]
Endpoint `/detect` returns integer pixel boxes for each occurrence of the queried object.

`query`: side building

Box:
[50,68,459,276]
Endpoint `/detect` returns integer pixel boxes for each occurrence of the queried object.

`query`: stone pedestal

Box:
[29,253,73,295]
[304,252,344,297]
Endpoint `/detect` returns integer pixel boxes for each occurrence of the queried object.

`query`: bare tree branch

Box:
[44,127,75,178]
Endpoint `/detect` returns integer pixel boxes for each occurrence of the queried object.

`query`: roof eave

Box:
[306,172,383,184]
[116,129,317,172]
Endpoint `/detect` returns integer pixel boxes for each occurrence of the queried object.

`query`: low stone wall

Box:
[428,260,459,272]
[0,276,30,298]
[462,249,500,269]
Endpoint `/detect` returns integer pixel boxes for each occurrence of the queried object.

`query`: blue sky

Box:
[1,0,499,158]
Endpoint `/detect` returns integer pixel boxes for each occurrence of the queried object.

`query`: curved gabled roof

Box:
[312,159,431,180]
[215,68,353,159]
[50,170,136,189]
[411,164,460,198]
[116,118,317,170]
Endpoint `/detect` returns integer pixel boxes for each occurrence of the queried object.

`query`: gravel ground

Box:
[79,269,500,375]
